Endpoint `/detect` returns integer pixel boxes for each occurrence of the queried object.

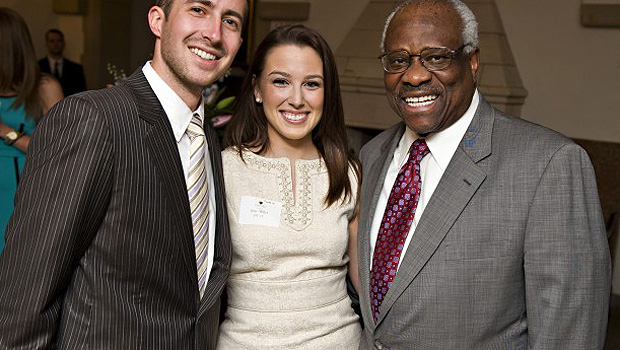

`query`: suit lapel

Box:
[42,59,51,73]
[374,98,495,326]
[358,124,404,332]
[125,70,197,288]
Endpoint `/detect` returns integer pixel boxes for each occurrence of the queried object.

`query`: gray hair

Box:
[380,0,479,54]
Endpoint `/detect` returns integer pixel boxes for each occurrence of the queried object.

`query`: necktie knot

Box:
[187,113,205,139]
[407,138,429,165]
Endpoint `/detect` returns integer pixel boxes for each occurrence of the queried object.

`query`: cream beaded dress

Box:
[216,148,361,349]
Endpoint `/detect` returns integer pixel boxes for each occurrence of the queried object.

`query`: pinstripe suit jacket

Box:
[0,69,231,349]
[357,97,611,350]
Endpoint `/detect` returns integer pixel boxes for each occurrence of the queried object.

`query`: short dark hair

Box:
[155,0,173,16]
[224,24,360,206]
[46,28,64,40]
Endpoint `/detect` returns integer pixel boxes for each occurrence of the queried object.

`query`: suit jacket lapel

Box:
[375,98,495,326]
[125,69,197,288]
[41,59,51,73]
[358,124,404,332]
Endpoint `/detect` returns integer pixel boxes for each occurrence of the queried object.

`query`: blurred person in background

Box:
[0,7,63,254]
[38,28,87,96]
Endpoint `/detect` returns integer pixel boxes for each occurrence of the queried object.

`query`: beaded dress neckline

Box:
[234,149,326,231]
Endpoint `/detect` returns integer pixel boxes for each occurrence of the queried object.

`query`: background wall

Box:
[495,0,620,144]
[302,0,368,50]
[0,0,85,66]
[254,0,366,50]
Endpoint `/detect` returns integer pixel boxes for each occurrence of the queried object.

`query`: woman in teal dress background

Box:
[0,8,63,253]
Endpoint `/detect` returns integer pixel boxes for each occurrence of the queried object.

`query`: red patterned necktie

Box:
[370,138,429,322]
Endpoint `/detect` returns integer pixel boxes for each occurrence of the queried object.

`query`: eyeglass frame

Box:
[378,44,473,74]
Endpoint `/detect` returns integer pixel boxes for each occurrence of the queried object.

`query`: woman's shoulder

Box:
[222,146,248,158]
[38,73,61,92]
[38,73,64,114]
[222,146,269,163]
[222,146,253,169]
[222,146,240,163]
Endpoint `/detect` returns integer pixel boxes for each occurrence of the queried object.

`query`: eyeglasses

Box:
[379,44,471,73]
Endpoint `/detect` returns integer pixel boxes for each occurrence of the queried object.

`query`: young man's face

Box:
[45,32,65,57]
[150,0,246,99]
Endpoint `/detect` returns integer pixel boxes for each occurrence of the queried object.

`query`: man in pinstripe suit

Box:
[0,0,247,348]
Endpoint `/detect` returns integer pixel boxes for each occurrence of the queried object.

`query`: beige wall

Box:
[495,0,620,143]
[261,0,369,51]
[583,0,620,4]
[303,0,369,50]
[0,0,85,63]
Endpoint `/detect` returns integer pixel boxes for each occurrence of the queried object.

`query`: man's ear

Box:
[148,6,165,38]
[469,48,480,83]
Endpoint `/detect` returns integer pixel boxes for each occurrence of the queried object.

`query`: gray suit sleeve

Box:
[524,143,611,349]
[0,97,113,348]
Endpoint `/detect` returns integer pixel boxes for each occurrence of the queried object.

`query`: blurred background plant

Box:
[203,68,235,136]
[106,63,127,86]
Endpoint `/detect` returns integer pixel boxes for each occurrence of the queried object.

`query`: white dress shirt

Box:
[47,56,63,78]
[369,90,480,270]
[142,62,217,285]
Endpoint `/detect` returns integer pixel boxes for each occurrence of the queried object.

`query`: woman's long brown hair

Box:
[0,7,42,119]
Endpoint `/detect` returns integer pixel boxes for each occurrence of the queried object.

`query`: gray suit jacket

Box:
[0,69,231,349]
[358,97,611,350]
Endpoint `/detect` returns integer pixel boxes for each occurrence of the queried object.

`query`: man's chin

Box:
[402,115,436,137]
[188,73,220,89]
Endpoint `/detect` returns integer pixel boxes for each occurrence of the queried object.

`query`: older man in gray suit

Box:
[0,0,246,348]
[356,0,611,349]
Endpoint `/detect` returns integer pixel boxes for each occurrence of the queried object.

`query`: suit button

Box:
[374,339,383,350]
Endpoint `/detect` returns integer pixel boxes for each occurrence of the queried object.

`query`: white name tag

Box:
[238,196,282,227]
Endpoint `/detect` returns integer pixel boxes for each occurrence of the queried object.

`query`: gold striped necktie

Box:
[186,113,210,298]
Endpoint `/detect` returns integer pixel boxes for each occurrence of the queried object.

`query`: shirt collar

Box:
[400,89,480,170]
[47,56,62,65]
[142,61,205,142]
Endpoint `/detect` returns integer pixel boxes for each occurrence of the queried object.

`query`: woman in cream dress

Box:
[217,25,361,349]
